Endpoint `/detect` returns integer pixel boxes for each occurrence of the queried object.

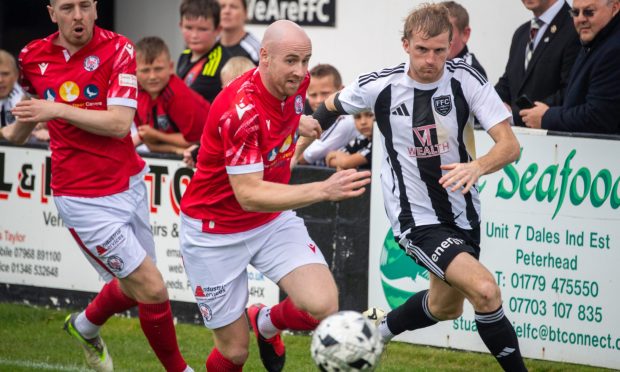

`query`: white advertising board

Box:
[368,128,620,369]
[0,146,279,307]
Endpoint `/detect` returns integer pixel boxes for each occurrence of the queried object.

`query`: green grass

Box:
[0,302,609,371]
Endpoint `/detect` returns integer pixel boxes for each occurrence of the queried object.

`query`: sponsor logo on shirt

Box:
[59,81,80,102]
[433,95,452,116]
[409,124,450,158]
[83,55,100,72]
[294,95,303,114]
[38,63,49,75]
[84,84,99,100]
[43,88,56,101]
[118,73,137,88]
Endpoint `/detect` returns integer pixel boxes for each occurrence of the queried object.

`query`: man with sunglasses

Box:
[496,0,579,127]
[521,0,620,134]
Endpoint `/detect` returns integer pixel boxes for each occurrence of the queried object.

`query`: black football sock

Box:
[475,306,527,372]
[385,289,439,336]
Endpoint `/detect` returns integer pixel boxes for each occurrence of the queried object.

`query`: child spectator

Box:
[325,110,374,170]
[177,0,232,102]
[133,36,210,155]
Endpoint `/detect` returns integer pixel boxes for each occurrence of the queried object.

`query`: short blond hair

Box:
[402,3,453,42]
[220,56,255,85]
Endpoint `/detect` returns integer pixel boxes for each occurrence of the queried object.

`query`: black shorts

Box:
[398,224,480,282]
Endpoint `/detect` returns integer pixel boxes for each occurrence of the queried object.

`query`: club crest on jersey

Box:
[83,55,100,72]
[84,84,99,100]
[59,81,80,102]
[294,95,303,114]
[433,95,452,116]
[106,255,125,272]
[44,88,56,101]
[156,115,172,131]
[198,302,213,321]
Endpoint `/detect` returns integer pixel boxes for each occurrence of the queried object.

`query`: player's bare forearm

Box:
[229,168,371,212]
[474,121,520,175]
[13,99,134,138]
[439,121,518,194]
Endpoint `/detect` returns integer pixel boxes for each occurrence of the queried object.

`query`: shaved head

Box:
[261,20,311,54]
[258,20,312,100]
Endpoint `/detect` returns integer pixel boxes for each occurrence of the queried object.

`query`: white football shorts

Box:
[54,167,155,282]
[180,210,327,329]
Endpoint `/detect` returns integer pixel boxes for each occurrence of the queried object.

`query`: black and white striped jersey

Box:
[337,58,510,237]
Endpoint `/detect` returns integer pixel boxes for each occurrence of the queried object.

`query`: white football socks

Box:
[378,316,395,342]
[74,311,100,339]
[257,306,280,339]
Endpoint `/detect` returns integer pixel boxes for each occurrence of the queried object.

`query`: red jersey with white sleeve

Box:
[19,26,145,197]
[134,74,210,142]
[181,68,309,234]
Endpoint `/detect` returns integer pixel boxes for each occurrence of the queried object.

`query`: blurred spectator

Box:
[495,0,579,127]
[177,0,232,102]
[0,50,47,143]
[218,0,260,65]
[441,1,487,77]
[325,110,374,170]
[0,50,25,140]
[133,37,210,155]
[521,0,620,134]
[183,55,254,167]
[220,56,255,86]
[296,64,360,166]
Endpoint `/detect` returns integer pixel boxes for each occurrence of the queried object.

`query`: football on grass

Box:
[311,311,384,371]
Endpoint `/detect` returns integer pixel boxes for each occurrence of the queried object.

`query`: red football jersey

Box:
[19,27,145,197]
[134,74,209,142]
[181,68,309,233]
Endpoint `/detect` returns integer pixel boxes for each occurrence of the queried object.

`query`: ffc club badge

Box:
[83,55,100,72]
[198,302,213,321]
[433,95,452,116]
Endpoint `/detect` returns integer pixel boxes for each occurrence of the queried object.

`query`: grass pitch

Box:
[0,303,608,371]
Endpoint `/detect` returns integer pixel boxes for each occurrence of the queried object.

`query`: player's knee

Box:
[470,279,501,312]
[218,345,249,366]
[304,295,338,321]
[138,282,169,303]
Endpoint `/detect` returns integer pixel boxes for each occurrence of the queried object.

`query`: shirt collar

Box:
[539,0,565,25]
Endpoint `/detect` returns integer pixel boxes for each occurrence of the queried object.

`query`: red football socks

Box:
[206,347,243,372]
[268,297,320,331]
[85,278,137,325]
[138,301,188,372]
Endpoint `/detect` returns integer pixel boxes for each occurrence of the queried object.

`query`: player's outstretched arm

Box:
[229,168,371,212]
[12,100,135,138]
[439,121,519,194]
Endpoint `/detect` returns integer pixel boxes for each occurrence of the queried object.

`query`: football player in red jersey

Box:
[179,20,371,372]
[11,1,193,371]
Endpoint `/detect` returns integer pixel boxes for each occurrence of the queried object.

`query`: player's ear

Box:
[94,1,98,21]
[47,5,57,23]
[402,38,410,53]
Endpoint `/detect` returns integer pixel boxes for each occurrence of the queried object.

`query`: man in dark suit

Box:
[495,0,579,127]
[521,0,620,134]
